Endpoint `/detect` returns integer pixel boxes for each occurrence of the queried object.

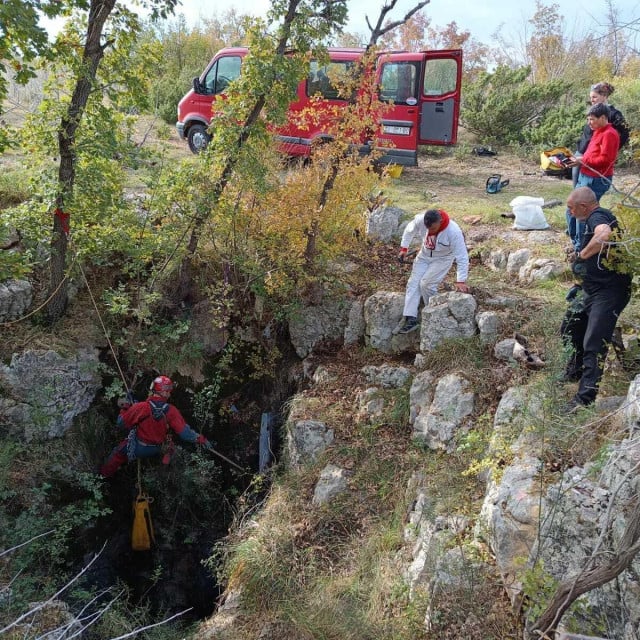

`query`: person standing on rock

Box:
[562,187,631,411]
[100,375,213,477]
[395,208,470,334]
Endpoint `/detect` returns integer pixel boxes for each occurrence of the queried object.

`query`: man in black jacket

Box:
[562,187,632,411]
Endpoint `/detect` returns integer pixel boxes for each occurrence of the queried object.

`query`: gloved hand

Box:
[566,284,582,301]
[117,397,131,409]
[454,282,470,293]
[397,247,408,264]
[196,434,214,450]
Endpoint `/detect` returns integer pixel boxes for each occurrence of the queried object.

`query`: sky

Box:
[169,0,640,46]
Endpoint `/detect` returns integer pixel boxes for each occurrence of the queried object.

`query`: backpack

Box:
[149,400,170,420]
[486,174,510,194]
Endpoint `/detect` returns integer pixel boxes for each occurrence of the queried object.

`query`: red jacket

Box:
[580,124,620,178]
[118,394,198,445]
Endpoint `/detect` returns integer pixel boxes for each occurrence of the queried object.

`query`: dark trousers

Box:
[562,285,630,405]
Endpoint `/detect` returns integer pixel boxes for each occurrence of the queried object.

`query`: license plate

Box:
[383,125,410,135]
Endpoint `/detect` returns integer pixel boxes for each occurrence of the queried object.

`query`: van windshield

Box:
[202,56,242,95]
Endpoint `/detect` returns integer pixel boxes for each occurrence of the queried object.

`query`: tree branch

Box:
[529,495,640,639]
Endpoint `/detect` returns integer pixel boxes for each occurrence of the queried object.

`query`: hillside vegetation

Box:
[1,0,640,638]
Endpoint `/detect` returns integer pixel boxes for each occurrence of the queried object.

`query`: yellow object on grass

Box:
[386,164,403,178]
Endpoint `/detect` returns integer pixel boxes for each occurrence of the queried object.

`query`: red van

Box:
[176,46,462,166]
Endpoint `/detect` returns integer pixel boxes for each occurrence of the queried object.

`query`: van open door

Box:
[418,50,462,146]
[376,49,462,166]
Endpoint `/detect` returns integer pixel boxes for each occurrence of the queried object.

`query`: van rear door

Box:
[376,50,462,165]
[417,50,462,146]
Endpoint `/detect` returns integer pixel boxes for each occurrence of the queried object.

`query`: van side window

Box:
[307,61,353,100]
[379,62,419,104]
[203,56,242,95]
[423,58,457,96]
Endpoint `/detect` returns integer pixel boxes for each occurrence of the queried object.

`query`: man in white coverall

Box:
[395,208,470,334]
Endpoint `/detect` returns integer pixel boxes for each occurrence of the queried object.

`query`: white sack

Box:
[509,196,549,230]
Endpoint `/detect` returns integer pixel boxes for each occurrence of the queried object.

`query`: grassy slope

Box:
[200,149,640,640]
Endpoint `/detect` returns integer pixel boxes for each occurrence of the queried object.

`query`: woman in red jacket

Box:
[574,103,620,200]
[567,103,620,250]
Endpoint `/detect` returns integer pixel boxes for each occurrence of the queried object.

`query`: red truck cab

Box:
[176,46,462,166]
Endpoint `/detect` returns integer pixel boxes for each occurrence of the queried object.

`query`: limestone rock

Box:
[420,292,477,352]
[518,257,564,283]
[365,205,406,242]
[289,298,350,358]
[312,464,349,505]
[477,454,545,603]
[364,291,418,354]
[0,349,101,440]
[506,249,530,275]
[0,279,32,322]
[286,419,334,468]
[412,373,474,450]
[343,298,365,345]
[361,364,411,388]
[409,370,436,425]
[356,387,385,420]
[476,310,500,344]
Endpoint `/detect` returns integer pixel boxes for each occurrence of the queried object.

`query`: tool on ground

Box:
[486,174,510,194]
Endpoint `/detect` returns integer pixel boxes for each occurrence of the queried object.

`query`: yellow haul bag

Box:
[132,494,155,551]
[540,146,572,175]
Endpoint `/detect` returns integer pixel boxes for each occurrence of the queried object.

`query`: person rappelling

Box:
[99,375,213,477]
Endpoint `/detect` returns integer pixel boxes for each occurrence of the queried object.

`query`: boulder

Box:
[420,292,477,352]
[476,311,500,344]
[289,298,350,358]
[343,298,366,345]
[0,349,101,440]
[0,279,32,322]
[409,370,436,425]
[506,249,530,275]
[412,373,474,450]
[518,258,565,283]
[312,464,349,505]
[477,454,545,602]
[365,205,406,242]
[363,291,418,354]
[286,419,334,469]
[361,364,411,389]
[356,387,385,420]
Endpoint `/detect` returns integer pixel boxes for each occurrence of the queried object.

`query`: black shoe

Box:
[397,317,419,334]
[561,397,591,414]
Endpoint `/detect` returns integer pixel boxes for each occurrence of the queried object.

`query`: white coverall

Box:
[400,213,469,318]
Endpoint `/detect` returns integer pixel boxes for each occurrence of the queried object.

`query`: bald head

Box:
[567,187,599,221]
[571,187,598,206]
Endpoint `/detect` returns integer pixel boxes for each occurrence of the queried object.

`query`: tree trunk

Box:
[46,0,116,322]
[528,498,640,639]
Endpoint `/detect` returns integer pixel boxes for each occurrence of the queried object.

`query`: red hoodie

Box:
[581,123,620,178]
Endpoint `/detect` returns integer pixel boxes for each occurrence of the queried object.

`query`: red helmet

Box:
[151,375,174,397]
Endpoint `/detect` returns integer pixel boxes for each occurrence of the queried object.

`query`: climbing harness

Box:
[131,460,155,551]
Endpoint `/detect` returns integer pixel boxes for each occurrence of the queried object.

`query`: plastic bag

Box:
[509,196,549,230]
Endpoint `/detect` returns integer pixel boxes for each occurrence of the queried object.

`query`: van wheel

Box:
[187,124,211,154]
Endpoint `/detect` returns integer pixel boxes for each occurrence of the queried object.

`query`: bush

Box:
[461,65,572,146]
